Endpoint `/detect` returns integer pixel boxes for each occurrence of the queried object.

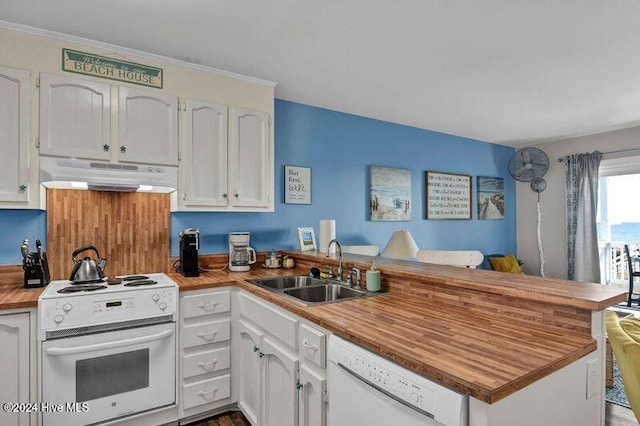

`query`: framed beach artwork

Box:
[477,176,505,220]
[369,166,412,221]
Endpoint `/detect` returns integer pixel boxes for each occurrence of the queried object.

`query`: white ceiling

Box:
[2,0,640,146]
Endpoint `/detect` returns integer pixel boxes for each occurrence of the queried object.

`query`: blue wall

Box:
[0,209,47,264]
[171,100,516,256]
[0,100,516,264]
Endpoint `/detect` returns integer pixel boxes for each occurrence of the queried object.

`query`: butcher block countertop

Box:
[168,251,625,404]
[0,265,44,310]
[0,253,626,404]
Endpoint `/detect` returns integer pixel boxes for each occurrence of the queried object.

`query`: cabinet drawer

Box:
[182,290,231,318]
[182,374,231,410]
[183,346,231,379]
[238,291,298,350]
[300,323,326,368]
[183,319,231,348]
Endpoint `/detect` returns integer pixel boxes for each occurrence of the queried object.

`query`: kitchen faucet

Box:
[347,267,361,288]
[326,239,343,281]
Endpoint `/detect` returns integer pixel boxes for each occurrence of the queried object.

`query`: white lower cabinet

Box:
[179,288,233,420]
[261,336,299,426]
[0,310,36,426]
[298,364,327,426]
[234,290,328,426]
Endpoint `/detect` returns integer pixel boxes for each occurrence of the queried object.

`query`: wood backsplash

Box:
[46,189,170,279]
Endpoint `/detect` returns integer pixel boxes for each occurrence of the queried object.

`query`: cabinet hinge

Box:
[322,390,329,404]
[269,115,273,125]
[35,137,40,149]
[178,102,186,112]
[35,77,40,88]
[178,151,181,162]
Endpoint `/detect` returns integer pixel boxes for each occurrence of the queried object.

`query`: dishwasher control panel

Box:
[337,345,432,414]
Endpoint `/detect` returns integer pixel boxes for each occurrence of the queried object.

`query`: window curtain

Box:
[564,151,603,283]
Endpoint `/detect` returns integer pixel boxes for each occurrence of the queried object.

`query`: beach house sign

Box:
[62,48,163,89]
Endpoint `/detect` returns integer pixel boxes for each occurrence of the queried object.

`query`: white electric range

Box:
[38,273,179,426]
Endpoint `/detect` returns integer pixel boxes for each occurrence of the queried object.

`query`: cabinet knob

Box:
[19,184,27,192]
[296,381,303,390]
[222,193,228,198]
[234,193,239,199]
[253,345,259,353]
[103,144,110,152]
[120,145,127,153]
[259,351,265,359]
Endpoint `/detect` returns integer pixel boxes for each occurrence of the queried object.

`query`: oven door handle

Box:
[45,329,174,356]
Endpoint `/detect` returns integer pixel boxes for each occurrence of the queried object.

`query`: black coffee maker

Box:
[179,228,200,277]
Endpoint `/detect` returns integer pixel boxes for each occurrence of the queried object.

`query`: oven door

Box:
[41,322,175,426]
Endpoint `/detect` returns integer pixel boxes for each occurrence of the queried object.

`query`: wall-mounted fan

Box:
[508,147,550,193]
[508,147,550,277]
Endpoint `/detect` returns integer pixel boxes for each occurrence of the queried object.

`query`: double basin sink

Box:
[247,275,382,306]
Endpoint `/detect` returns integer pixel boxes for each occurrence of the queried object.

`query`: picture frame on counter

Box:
[284,165,312,204]
[297,226,317,252]
[425,171,472,220]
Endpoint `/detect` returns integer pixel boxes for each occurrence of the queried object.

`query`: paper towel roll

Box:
[319,220,336,253]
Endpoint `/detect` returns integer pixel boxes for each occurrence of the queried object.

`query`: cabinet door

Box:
[298,364,326,426]
[0,313,30,426]
[183,99,228,207]
[237,319,263,426]
[39,73,111,160]
[118,87,178,166]
[262,336,299,426]
[229,107,271,208]
[0,67,30,203]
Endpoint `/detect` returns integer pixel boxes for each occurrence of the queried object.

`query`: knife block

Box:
[23,252,51,288]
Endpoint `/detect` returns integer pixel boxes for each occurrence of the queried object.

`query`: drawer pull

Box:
[197,387,218,398]
[302,339,318,352]
[197,359,218,370]
[197,330,219,341]
[197,301,219,311]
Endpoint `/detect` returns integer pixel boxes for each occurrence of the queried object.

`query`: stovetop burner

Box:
[123,275,150,281]
[57,284,108,293]
[123,279,158,287]
[70,278,105,285]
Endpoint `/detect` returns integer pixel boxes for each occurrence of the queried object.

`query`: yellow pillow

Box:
[489,255,523,274]
[620,317,640,344]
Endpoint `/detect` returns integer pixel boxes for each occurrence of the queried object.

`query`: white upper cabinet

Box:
[118,86,178,166]
[229,107,271,209]
[39,73,111,160]
[178,103,273,212]
[183,99,228,207]
[0,66,30,205]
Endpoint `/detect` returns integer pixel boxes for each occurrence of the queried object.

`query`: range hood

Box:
[40,157,177,193]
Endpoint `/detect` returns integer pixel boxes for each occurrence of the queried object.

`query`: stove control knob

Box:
[159,302,167,311]
[152,294,160,302]
[54,315,64,324]
[410,392,419,404]
[62,303,73,312]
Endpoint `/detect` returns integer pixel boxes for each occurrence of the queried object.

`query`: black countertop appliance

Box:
[179,228,200,277]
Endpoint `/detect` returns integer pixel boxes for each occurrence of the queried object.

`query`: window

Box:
[597,155,640,285]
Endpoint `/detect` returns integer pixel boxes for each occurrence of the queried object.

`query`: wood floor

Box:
[185,411,250,426]
[187,404,636,426]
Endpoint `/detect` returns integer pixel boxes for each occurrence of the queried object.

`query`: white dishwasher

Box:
[328,335,468,426]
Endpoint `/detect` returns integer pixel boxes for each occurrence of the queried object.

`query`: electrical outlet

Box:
[586,359,599,399]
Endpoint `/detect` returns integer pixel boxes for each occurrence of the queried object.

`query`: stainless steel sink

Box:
[283,284,366,303]
[247,275,325,290]
[246,275,382,306]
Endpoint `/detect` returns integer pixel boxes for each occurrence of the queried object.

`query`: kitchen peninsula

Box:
[0,250,625,426]
[172,250,624,426]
